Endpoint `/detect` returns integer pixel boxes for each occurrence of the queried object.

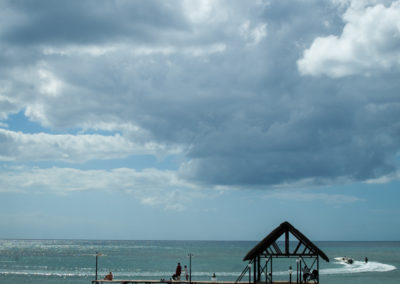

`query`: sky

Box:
[1,0,400,241]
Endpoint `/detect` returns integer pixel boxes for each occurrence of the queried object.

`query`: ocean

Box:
[0,240,398,284]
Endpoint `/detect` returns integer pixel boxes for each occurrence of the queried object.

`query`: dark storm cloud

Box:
[1,0,400,188]
[179,71,400,186]
[1,0,187,45]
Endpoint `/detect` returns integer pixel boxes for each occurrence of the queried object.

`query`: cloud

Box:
[239,20,267,45]
[0,128,181,162]
[365,170,400,183]
[183,0,228,24]
[0,166,201,211]
[298,0,400,77]
[0,0,400,191]
[263,189,366,204]
[1,0,188,45]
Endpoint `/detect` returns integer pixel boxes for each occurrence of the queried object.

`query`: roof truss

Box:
[243,221,329,262]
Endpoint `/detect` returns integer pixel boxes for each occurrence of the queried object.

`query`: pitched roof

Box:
[243,221,329,262]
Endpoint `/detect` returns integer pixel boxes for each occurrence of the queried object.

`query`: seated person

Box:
[303,267,310,282]
[104,271,113,280]
[311,270,318,279]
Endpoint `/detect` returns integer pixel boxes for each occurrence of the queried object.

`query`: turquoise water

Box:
[0,240,398,283]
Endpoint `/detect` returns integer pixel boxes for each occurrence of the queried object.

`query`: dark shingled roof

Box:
[243,221,329,262]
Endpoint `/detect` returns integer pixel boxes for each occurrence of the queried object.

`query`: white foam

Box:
[0,269,241,278]
[321,258,396,275]
[0,261,396,279]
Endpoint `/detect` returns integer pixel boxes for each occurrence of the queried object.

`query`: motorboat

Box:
[335,257,354,264]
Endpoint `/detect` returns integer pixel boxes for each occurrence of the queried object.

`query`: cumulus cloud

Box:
[298,0,400,77]
[0,0,400,193]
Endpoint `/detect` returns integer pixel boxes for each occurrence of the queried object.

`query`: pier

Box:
[92,281,316,284]
[92,222,328,284]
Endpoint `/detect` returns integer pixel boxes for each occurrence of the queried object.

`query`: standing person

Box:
[172,263,182,280]
[184,265,188,280]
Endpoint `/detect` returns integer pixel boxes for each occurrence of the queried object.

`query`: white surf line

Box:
[320,259,396,275]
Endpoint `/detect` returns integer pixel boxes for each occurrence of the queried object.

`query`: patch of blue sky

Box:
[325,180,400,206]
[4,110,120,136]
[4,111,48,133]
[75,127,122,137]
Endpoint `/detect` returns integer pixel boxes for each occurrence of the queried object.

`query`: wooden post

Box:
[270,257,272,283]
[95,252,98,281]
[188,253,193,284]
[299,259,302,284]
[248,263,251,284]
[253,258,256,284]
[285,231,289,255]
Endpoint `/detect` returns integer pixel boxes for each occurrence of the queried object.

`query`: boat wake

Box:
[320,258,396,275]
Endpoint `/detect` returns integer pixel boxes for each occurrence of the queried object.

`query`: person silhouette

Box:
[172,263,182,280]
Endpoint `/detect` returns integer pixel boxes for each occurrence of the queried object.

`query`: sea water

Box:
[0,240,398,284]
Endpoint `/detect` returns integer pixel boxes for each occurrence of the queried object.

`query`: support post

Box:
[299,258,302,284]
[253,258,256,284]
[248,263,251,284]
[317,256,319,284]
[95,252,98,281]
[188,253,193,284]
[270,257,272,283]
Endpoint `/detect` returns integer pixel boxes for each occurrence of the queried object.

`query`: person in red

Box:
[104,271,113,280]
[172,263,182,280]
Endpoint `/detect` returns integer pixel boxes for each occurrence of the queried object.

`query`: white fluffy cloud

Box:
[298,0,400,77]
[0,166,200,210]
[0,128,181,162]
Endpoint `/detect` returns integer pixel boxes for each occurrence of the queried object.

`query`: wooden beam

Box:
[272,242,282,254]
[293,241,302,254]
[302,246,308,255]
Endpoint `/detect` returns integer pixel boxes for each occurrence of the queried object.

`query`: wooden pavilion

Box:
[236,221,329,284]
